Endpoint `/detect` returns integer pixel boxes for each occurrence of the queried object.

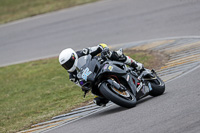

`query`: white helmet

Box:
[59,48,78,72]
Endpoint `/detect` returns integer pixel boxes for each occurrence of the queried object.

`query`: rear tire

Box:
[99,82,137,108]
[149,76,165,96]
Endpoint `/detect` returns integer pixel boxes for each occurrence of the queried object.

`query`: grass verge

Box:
[0,0,99,24]
[0,50,166,132]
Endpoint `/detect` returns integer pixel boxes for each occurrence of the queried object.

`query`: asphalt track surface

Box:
[1,0,200,66]
[1,0,200,133]
[19,38,200,133]
[47,65,200,133]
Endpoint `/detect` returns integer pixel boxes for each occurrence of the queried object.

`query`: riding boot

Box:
[93,96,109,107]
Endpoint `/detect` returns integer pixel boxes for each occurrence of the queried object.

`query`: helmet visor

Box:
[62,53,76,70]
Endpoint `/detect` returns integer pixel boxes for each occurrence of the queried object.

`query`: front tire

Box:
[99,82,137,108]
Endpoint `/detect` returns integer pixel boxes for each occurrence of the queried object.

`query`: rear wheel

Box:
[99,82,137,108]
[148,75,165,96]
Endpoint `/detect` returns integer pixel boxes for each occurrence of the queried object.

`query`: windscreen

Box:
[76,55,92,70]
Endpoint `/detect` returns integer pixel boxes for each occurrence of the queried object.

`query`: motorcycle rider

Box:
[59,43,144,106]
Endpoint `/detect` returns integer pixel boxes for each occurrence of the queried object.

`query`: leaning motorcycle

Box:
[76,54,165,108]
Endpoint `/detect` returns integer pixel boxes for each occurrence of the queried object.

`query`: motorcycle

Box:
[76,54,165,108]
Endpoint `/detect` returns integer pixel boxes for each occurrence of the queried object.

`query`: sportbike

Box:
[76,54,165,108]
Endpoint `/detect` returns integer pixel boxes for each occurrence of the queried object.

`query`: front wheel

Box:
[99,82,137,108]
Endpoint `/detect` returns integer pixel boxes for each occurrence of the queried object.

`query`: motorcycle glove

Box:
[69,71,78,82]
[101,47,111,59]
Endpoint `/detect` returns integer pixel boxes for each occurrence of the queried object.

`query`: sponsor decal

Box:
[72,53,76,60]
[127,75,130,81]
[104,64,108,70]
[148,82,153,91]
[82,67,92,81]
[137,83,143,92]
[108,66,113,71]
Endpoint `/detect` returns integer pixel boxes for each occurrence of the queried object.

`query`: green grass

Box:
[0,51,155,133]
[0,57,94,133]
[124,51,155,68]
[0,0,99,24]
